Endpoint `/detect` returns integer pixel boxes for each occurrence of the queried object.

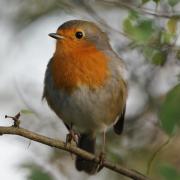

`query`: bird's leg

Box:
[65,123,79,146]
[102,130,106,154]
[96,130,106,172]
[100,130,106,163]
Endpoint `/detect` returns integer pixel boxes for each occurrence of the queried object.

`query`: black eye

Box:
[75,31,83,39]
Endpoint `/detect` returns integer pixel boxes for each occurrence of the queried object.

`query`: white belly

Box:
[45,78,125,134]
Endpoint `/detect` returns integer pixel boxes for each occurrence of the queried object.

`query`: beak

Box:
[48,33,64,40]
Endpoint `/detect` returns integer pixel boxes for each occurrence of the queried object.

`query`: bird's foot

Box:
[66,129,80,146]
[96,151,105,172]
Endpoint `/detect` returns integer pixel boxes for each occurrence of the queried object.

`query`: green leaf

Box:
[22,164,53,180]
[123,16,154,44]
[168,0,180,7]
[141,0,150,4]
[143,48,167,65]
[161,31,174,44]
[123,18,133,34]
[143,47,154,60]
[159,164,180,180]
[151,50,167,65]
[128,10,139,20]
[137,20,154,41]
[167,18,177,34]
[153,0,160,3]
[159,84,180,135]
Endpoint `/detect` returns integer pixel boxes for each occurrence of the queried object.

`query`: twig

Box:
[80,0,129,37]
[146,137,171,175]
[0,124,150,180]
[5,112,21,127]
[103,0,180,19]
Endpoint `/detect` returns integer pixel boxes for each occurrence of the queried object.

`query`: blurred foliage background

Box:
[0,0,180,180]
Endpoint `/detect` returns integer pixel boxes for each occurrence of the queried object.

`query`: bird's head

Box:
[49,20,111,54]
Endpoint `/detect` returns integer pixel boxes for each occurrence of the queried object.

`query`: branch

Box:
[0,126,150,180]
[103,1,180,19]
[1,114,150,180]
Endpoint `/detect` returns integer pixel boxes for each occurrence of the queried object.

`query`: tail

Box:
[75,133,97,174]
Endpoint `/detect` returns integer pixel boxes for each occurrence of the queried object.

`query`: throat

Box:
[51,48,109,92]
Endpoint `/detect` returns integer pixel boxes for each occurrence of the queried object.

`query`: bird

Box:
[43,20,127,174]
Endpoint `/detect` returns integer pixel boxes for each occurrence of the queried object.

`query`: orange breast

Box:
[51,43,109,93]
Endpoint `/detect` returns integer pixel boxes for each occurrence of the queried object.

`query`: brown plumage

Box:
[43,20,127,174]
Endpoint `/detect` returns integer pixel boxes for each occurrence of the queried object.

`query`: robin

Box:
[43,20,127,174]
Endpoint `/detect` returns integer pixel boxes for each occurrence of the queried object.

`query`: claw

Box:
[65,126,80,159]
[96,152,105,172]
[65,127,80,146]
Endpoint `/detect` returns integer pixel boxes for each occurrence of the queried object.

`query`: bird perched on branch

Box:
[43,20,127,174]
